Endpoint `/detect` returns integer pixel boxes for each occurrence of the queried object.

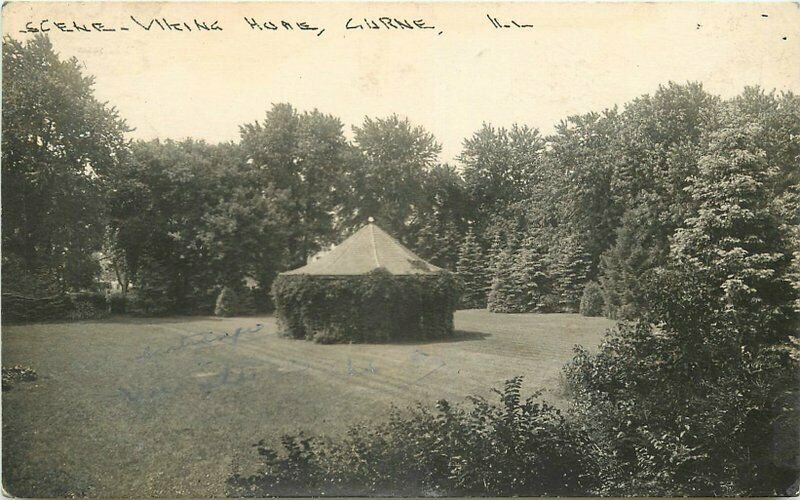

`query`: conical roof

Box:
[282,222,444,276]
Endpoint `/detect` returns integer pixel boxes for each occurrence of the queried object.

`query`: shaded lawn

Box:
[1,310,613,497]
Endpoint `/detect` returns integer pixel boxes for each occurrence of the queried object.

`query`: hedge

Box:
[271,268,459,343]
[1,291,109,323]
[1,292,72,323]
[67,291,109,320]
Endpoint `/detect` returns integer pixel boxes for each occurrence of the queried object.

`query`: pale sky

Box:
[3,2,800,163]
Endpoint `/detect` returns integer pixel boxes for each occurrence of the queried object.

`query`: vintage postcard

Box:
[2,2,799,497]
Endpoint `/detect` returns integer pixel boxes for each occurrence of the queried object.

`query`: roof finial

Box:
[368,216,374,223]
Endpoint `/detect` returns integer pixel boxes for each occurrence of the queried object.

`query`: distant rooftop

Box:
[281,222,443,276]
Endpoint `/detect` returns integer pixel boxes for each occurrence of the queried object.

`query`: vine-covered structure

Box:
[271,221,459,343]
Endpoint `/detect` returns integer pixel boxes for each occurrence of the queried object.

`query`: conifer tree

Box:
[487,245,518,313]
[456,228,488,309]
[487,233,505,288]
[514,235,550,312]
[553,236,592,312]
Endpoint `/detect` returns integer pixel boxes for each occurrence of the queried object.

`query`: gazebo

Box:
[271,220,459,343]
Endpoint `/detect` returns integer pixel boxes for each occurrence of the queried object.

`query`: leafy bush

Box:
[227,377,594,497]
[565,254,799,496]
[2,288,113,322]
[564,317,798,496]
[0,261,71,323]
[538,293,561,313]
[108,291,127,314]
[250,286,274,313]
[126,288,174,316]
[1,292,71,323]
[66,292,108,320]
[2,365,37,391]
[215,287,240,317]
[271,269,459,343]
[579,281,604,316]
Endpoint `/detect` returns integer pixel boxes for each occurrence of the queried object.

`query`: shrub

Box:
[227,377,594,497]
[2,365,37,391]
[579,281,604,316]
[564,318,798,496]
[108,291,127,314]
[250,286,274,313]
[127,287,177,316]
[66,292,108,320]
[1,292,71,323]
[0,262,72,323]
[271,269,459,343]
[215,287,240,317]
[538,293,561,313]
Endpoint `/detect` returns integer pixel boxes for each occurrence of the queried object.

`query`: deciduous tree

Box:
[2,35,130,290]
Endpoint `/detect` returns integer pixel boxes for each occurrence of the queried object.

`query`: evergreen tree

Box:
[599,202,667,319]
[515,234,551,312]
[552,235,592,312]
[487,233,505,272]
[456,228,488,309]
[487,245,518,313]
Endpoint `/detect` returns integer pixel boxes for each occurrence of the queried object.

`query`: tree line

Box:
[225,87,799,495]
[4,34,799,496]
[7,36,798,319]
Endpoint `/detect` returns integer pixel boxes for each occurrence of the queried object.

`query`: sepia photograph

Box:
[1,1,799,497]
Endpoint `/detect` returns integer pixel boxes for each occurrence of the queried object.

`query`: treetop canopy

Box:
[282,221,445,276]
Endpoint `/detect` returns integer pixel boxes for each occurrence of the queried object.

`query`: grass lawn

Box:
[2,310,614,497]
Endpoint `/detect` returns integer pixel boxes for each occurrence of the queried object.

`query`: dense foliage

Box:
[1,290,108,323]
[579,281,604,317]
[271,269,459,343]
[1,291,72,323]
[236,84,798,495]
[227,377,594,497]
[563,119,799,495]
[455,228,488,309]
[2,35,129,293]
[4,32,799,496]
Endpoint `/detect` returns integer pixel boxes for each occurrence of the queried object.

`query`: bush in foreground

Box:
[227,377,594,497]
[564,314,798,496]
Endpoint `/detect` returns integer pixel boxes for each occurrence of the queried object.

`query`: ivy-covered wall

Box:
[271,268,460,343]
